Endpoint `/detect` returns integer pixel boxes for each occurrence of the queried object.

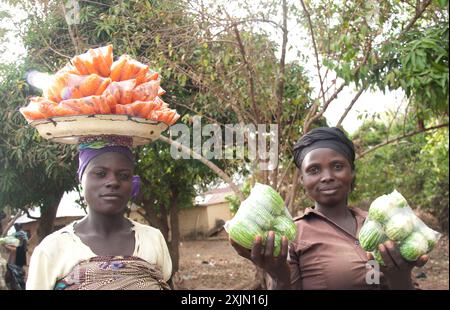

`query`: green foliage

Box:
[310,0,449,122]
[0,63,78,212]
[136,140,219,213]
[225,180,252,214]
[381,23,449,118]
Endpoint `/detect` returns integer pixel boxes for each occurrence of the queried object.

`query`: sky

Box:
[0,2,27,64]
[0,0,406,134]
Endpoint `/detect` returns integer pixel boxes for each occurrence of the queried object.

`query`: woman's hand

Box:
[367,240,428,290]
[230,231,291,288]
[2,244,17,253]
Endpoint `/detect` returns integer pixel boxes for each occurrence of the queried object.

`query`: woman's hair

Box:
[293,127,356,170]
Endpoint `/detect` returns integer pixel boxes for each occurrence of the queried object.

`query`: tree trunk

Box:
[168,187,180,273]
[140,190,181,273]
[159,204,170,241]
[140,198,168,236]
[37,190,64,242]
[287,169,300,216]
[159,135,244,201]
[1,210,21,237]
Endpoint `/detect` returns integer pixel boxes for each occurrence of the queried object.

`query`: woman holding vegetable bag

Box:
[231,127,428,289]
[26,135,172,290]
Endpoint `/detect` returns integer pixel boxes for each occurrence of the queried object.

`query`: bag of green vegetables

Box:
[0,235,20,247]
[224,183,297,256]
[359,189,442,265]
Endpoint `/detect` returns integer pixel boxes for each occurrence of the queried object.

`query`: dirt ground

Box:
[414,235,449,290]
[175,236,257,290]
[176,235,449,290]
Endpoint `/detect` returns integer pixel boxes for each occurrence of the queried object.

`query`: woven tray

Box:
[30,114,169,146]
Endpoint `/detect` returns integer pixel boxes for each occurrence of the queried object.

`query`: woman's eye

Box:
[119,173,131,180]
[95,171,106,177]
[308,167,319,175]
[334,163,344,170]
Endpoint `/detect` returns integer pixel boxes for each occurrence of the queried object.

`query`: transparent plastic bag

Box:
[110,55,149,82]
[360,189,442,262]
[71,45,113,77]
[0,236,20,247]
[44,73,111,103]
[224,183,297,256]
[132,80,161,102]
[103,79,137,105]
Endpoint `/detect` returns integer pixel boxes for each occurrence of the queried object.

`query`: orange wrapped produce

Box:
[71,45,113,77]
[110,55,148,82]
[131,80,160,102]
[59,95,114,115]
[135,70,159,85]
[20,44,180,128]
[45,73,111,103]
[20,97,57,121]
[103,79,136,105]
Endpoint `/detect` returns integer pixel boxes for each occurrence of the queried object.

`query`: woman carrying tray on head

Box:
[26,135,172,290]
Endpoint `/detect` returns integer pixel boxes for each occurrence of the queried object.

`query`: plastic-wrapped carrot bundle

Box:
[71,45,113,77]
[114,100,179,125]
[20,44,180,127]
[59,95,114,115]
[110,55,148,82]
[57,63,79,75]
[149,108,180,125]
[45,73,111,103]
[159,109,180,125]
[116,101,158,118]
[153,96,169,109]
[132,80,161,102]
[136,70,159,85]
[103,80,137,105]
[20,97,57,121]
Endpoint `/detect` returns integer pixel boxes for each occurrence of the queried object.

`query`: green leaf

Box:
[437,0,448,8]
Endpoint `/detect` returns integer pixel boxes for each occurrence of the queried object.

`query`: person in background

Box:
[0,252,7,290]
[13,223,28,269]
[0,223,27,290]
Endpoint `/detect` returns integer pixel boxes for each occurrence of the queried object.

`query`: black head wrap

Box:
[293,127,355,170]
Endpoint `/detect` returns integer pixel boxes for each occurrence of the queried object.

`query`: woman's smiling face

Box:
[300,148,355,207]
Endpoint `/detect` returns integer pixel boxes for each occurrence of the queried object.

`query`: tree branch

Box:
[226,12,261,124]
[20,207,40,220]
[336,85,366,127]
[303,39,372,132]
[276,158,293,192]
[300,0,326,107]
[1,211,23,237]
[303,83,345,132]
[273,0,289,188]
[401,0,433,36]
[158,135,244,201]
[164,58,255,124]
[356,123,449,159]
[286,168,300,216]
[61,2,81,54]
